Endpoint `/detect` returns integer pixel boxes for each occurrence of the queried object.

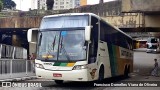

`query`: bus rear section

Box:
[146,37,160,53]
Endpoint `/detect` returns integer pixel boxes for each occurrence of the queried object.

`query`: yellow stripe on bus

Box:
[42,55,53,58]
[67,63,75,67]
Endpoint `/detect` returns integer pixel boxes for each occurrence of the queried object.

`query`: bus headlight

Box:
[72,65,87,70]
[35,63,44,69]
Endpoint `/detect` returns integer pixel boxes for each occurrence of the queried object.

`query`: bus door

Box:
[87,16,99,80]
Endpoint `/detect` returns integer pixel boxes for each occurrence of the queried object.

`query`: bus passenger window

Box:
[88,57,96,64]
[88,16,98,64]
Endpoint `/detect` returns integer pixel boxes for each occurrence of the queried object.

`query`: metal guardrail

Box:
[0,44,27,59]
[0,59,35,80]
[0,44,33,80]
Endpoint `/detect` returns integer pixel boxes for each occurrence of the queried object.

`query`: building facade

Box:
[80,0,87,6]
[37,0,47,10]
[54,0,80,10]
[31,0,38,10]
[37,0,80,10]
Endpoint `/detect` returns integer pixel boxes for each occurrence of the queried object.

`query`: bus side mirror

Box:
[85,26,91,41]
[27,28,39,43]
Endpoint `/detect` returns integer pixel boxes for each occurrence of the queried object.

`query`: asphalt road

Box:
[1,50,160,90]
[134,51,160,76]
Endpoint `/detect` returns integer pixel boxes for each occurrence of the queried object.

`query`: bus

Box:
[146,37,160,53]
[27,13,133,84]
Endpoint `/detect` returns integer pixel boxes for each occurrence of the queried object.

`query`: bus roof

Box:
[43,13,100,19]
[43,13,132,39]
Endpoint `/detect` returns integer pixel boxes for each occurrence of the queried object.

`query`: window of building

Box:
[60,2,64,5]
[66,2,69,4]
[60,6,64,8]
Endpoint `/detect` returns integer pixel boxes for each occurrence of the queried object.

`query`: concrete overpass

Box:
[0,1,140,29]
[0,0,160,52]
[0,0,160,31]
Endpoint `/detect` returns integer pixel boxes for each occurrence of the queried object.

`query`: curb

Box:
[0,76,38,82]
[133,49,146,52]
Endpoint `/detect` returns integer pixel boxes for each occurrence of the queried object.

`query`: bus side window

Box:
[88,16,99,64]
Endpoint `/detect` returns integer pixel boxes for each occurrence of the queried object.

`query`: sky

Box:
[12,0,32,11]
[12,0,115,11]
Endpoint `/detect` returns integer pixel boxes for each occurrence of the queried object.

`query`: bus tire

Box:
[98,65,104,82]
[55,80,63,84]
[124,66,129,78]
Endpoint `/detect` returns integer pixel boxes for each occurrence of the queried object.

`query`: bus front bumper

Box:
[146,49,160,53]
[36,68,89,81]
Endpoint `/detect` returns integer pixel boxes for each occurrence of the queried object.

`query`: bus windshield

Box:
[151,39,158,43]
[40,15,89,29]
[147,38,159,49]
[37,30,87,61]
[147,38,158,43]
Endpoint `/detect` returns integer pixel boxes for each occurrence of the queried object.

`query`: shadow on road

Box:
[47,76,129,88]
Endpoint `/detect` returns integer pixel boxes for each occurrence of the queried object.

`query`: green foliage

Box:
[0,0,3,11]
[3,0,16,9]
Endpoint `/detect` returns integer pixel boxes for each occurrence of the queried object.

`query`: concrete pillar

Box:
[29,43,36,56]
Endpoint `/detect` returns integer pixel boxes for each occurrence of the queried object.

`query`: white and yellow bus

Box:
[28,13,133,84]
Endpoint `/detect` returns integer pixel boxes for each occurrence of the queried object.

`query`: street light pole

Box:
[20,0,23,10]
[20,0,21,10]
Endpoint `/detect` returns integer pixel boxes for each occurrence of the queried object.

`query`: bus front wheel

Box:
[98,65,104,81]
[55,80,63,84]
[124,66,129,78]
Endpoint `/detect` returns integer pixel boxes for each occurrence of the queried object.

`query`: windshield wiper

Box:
[52,36,56,51]
[58,32,70,61]
[60,36,70,61]
[44,35,56,60]
[38,32,42,46]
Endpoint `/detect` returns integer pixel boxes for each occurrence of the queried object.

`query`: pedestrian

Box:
[31,53,36,60]
[28,55,31,60]
[30,53,36,73]
[151,59,159,76]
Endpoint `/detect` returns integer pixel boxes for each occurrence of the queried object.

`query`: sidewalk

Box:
[0,76,37,82]
[128,72,160,81]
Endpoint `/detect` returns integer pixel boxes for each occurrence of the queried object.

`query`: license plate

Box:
[53,73,62,77]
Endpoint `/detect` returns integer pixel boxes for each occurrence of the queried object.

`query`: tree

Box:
[10,0,16,8]
[3,0,16,9]
[0,0,3,11]
[46,0,54,10]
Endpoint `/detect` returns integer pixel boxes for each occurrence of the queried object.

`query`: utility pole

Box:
[20,0,23,10]
[20,0,21,10]
[99,0,104,4]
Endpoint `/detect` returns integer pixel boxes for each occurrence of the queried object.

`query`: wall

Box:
[102,13,143,28]
[0,1,124,28]
[0,16,42,28]
[122,0,160,12]
[1,0,160,29]
[29,43,36,56]
[145,15,160,27]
